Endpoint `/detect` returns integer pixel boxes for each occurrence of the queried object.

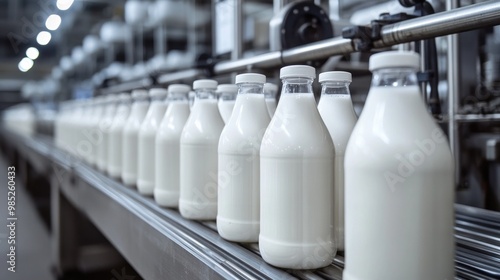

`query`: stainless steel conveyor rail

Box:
[2,129,500,280]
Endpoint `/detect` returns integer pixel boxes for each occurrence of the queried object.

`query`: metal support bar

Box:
[447,0,460,188]
[273,0,286,15]
[374,0,500,48]
[155,25,166,55]
[232,0,243,61]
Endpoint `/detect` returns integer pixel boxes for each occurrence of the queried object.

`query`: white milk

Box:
[217,100,235,124]
[121,92,149,186]
[180,96,224,220]
[74,100,93,159]
[343,51,455,280]
[75,99,95,163]
[344,86,455,280]
[137,94,168,195]
[54,102,67,150]
[260,92,336,269]
[217,77,270,243]
[70,101,83,153]
[155,100,190,207]
[97,95,118,172]
[318,82,357,251]
[62,101,78,153]
[265,99,276,117]
[87,97,106,166]
[107,94,131,178]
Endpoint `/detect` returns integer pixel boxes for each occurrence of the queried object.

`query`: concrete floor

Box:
[0,154,54,280]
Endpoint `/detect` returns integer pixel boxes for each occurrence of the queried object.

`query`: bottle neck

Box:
[237,83,264,95]
[168,92,188,101]
[132,97,148,104]
[195,88,217,100]
[219,92,237,101]
[281,77,314,94]
[320,81,351,96]
[264,91,276,99]
[371,68,418,87]
[150,96,165,103]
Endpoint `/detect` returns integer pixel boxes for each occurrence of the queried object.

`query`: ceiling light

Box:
[26,47,39,60]
[46,14,62,31]
[36,31,51,45]
[57,0,74,11]
[18,57,34,72]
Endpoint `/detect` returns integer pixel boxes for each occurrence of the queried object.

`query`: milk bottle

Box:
[217,73,270,242]
[216,84,238,124]
[87,96,106,166]
[260,65,336,269]
[68,100,85,156]
[155,84,191,207]
[65,100,80,154]
[317,71,357,251]
[179,79,224,220]
[107,93,132,178]
[75,99,93,158]
[263,82,278,117]
[54,101,69,150]
[122,89,149,186]
[343,51,455,280]
[188,91,195,110]
[137,88,168,195]
[97,94,119,172]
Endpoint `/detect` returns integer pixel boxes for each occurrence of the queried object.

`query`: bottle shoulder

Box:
[260,94,334,157]
[181,104,224,144]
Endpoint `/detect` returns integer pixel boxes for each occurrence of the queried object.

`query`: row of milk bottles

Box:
[54,51,455,279]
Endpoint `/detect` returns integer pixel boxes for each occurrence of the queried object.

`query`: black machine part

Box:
[278,1,333,66]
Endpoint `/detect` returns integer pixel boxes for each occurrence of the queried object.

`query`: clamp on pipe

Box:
[342,0,442,116]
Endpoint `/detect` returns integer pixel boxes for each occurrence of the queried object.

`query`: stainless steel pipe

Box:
[213,0,500,75]
[374,0,500,48]
[447,0,461,188]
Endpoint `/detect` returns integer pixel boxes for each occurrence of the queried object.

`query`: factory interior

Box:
[0,0,499,279]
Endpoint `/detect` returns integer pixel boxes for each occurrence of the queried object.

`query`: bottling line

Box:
[0,0,500,279]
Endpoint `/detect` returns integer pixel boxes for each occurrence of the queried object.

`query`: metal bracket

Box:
[342,13,418,52]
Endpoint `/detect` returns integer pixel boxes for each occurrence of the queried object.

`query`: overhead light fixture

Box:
[26,47,40,60]
[18,57,34,72]
[46,14,62,31]
[57,0,74,11]
[36,31,51,45]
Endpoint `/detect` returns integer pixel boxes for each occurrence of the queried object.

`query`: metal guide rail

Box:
[1,129,499,280]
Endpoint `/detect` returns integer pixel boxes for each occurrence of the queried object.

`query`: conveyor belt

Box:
[2,129,499,280]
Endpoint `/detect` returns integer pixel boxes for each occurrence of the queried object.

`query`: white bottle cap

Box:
[280,65,316,79]
[193,79,218,90]
[149,88,168,98]
[369,51,420,71]
[131,89,148,99]
[235,73,266,84]
[168,84,191,94]
[216,84,238,93]
[263,83,278,92]
[318,71,352,83]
